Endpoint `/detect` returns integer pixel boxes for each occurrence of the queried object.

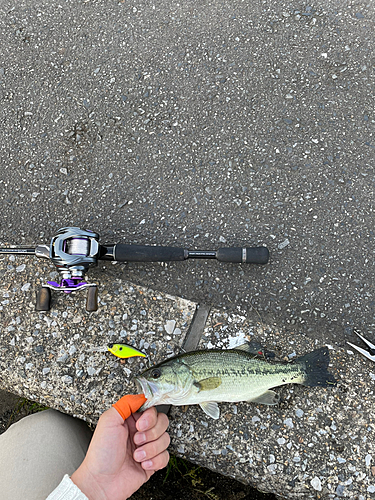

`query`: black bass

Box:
[135,343,336,419]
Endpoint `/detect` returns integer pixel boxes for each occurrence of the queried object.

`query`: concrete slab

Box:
[1,255,374,499]
[165,310,375,499]
[0,255,196,421]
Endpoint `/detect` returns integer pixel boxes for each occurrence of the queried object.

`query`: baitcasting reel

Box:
[0,226,270,312]
[35,227,101,312]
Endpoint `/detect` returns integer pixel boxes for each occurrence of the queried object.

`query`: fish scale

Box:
[184,351,306,404]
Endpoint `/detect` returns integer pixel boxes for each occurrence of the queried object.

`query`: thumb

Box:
[112,394,147,420]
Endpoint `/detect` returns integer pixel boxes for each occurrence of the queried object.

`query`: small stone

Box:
[57,353,69,363]
[277,438,286,445]
[295,409,304,417]
[164,320,176,334]
[21,283,31,291]
[42,368,50,375]
[69,345,77,355]
[61,375,73,384]
[336,484,345,496]
[284,418,294,428]
[16,264,26,272]
[278,239,290,250]
[252,416,260,423]
[87,367,96,376]
[366,454,372,466]
[368,485,375,493]
[310,477,322,491]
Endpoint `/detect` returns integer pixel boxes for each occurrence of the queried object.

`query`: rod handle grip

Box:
[114,244,186,262]
[216,246,269,264]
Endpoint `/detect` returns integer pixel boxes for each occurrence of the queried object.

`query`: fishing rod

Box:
[0,226,269,312]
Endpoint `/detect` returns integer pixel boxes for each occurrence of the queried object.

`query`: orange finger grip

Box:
[112,394,147,420]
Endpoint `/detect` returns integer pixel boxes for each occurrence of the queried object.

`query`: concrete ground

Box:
[0,0,375,498]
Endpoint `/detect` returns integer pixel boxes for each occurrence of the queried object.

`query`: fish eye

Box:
[151,368,161,379]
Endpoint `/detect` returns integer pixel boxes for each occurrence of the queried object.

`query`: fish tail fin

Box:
[296,346,337,387]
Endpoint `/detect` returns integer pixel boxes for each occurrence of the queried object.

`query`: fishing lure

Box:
[108,343,146,359]
[88,343,146,359]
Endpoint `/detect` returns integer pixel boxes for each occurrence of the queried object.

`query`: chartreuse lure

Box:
[107,343,146,359]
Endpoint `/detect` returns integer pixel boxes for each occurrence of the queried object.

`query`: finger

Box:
[133,412,169,445]
[133,432,170,463]
[141,450,170,472]
[112,394,147,421]
[135,407,158,432]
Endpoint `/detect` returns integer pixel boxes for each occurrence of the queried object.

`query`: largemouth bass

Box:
[135,343,336,419]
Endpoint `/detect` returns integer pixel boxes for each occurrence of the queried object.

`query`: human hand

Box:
[71,402,170,500]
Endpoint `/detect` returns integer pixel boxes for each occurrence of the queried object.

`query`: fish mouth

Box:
[135,377,160,406]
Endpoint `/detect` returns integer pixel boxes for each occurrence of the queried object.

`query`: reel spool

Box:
[36,227,100,312]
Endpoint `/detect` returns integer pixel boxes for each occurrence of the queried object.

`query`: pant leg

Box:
[0,409,93,500]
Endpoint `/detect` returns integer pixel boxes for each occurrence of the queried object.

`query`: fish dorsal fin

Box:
[248,390,280,406]
[194,376,222,392]
[199,401,220,419]
[233,340,263,355]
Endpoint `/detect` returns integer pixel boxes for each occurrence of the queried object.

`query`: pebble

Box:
[16,264,26,272]
[21,283,31,291]
[284,418,294,428]
[366,454,372,466]
[57,353,69,363]
[336,484,345,496]
[69,345,77,355]
[164,320,176,334]
[310,477,322,491]
[278,239,290,250]
[61,375,73,384]
[295,409,304,418]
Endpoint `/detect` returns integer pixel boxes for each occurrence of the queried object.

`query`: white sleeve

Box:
[45,474,89,500]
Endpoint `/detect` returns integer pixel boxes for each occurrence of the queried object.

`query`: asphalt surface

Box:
[0,1,374,363]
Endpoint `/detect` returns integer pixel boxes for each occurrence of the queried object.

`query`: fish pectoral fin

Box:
[194,376,222,392]
[248,390,280,406]
[199,401,220,420]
